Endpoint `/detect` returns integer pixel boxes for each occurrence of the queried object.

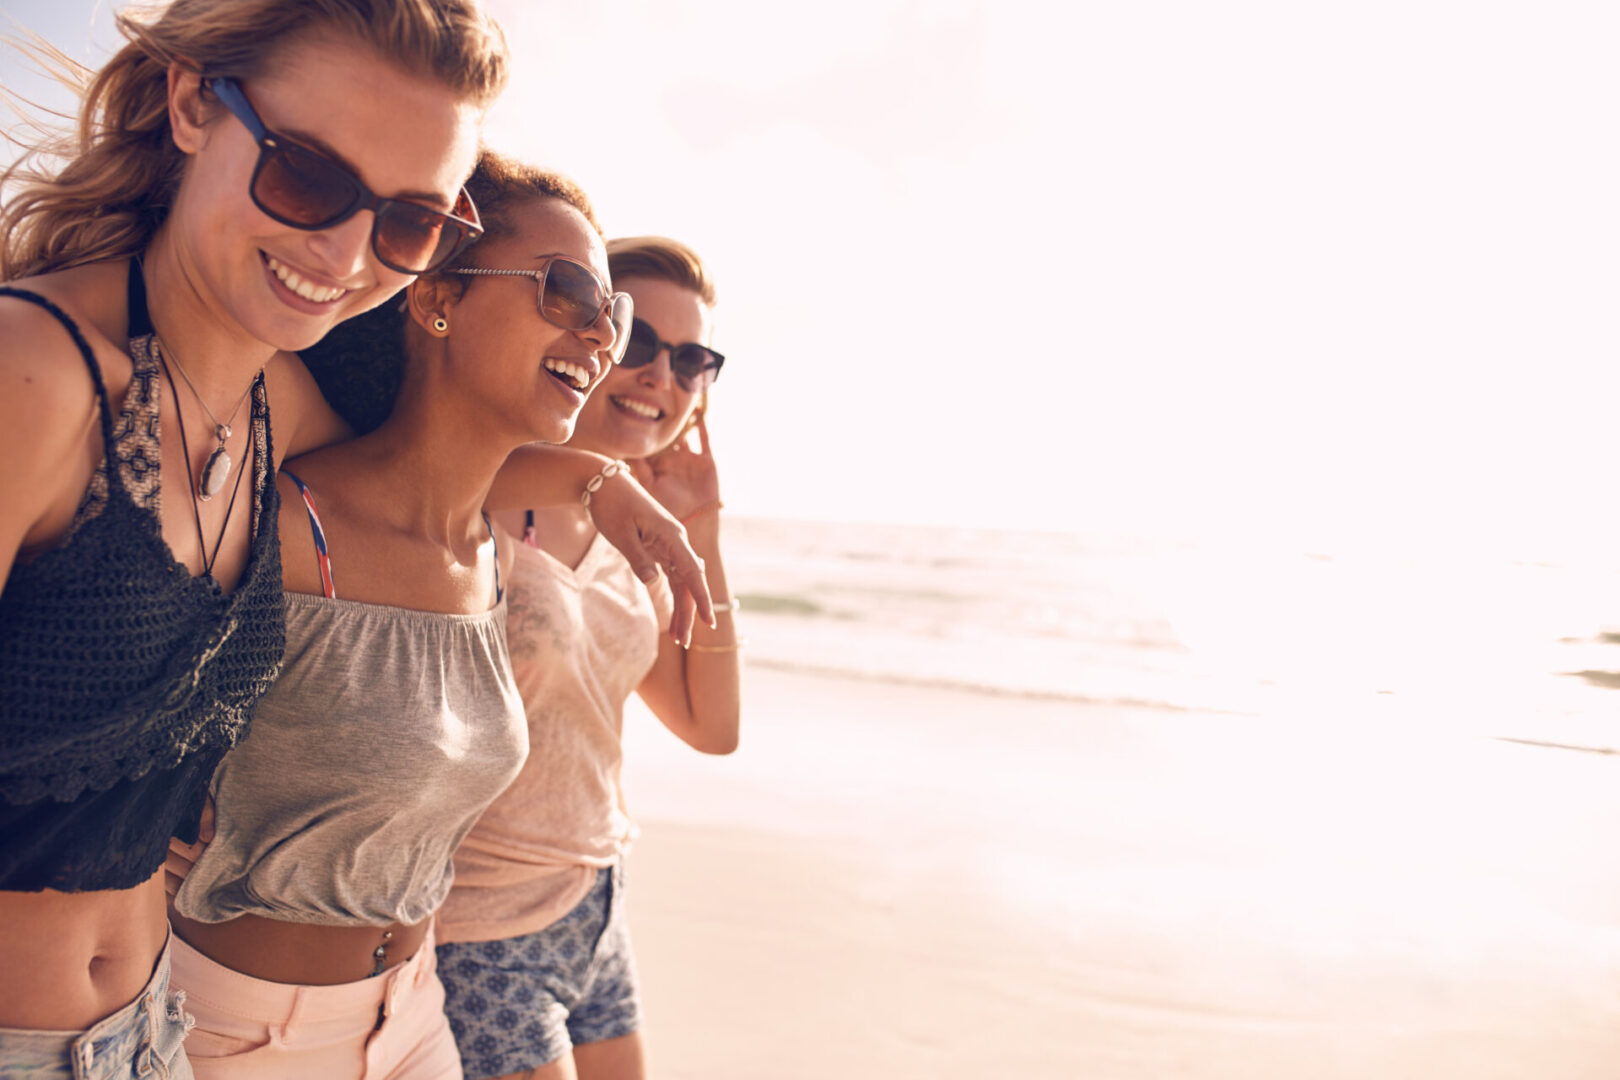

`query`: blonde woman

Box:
[0,4,703,1075]
[434,237,739,1080]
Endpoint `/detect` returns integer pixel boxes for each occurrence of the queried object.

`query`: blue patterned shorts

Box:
[436,861,640,1079]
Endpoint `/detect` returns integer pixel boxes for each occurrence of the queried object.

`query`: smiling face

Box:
[433,197,616,444]
[571,275,713,460]
[168,32,483,352]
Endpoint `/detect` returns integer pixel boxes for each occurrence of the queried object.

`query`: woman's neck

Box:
[139,229,277,404]
[355,389,518,545]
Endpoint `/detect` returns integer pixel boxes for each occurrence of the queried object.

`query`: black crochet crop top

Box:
[0,271,285,893]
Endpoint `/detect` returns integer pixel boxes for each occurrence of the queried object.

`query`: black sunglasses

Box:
[621,317,724,392]
[449,259,634,364]
[206,77,483,274]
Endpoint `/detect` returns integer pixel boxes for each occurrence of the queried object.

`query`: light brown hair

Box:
[1,0,508,280]
[606,235,717,307]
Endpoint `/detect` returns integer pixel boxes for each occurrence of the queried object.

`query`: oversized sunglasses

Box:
[206,76,483,274]
[621,317,725,392]
[449,259,634,364]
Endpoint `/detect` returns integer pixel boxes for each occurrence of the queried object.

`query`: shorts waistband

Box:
[170,922,439,1024]
[0,926,189,1077]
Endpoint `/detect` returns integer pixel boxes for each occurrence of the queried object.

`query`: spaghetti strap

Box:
[483,512,503,604]
[0,288,120,482]
[281,469,336,599]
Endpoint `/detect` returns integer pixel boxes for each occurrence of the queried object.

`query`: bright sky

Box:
[6,0,1619,559]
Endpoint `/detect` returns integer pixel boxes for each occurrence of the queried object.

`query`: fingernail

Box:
[638,566,658,583]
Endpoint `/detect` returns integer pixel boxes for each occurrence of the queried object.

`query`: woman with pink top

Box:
[433,236,739,1080]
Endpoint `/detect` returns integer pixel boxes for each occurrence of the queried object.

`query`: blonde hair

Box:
[606,235,717,307]
[1,0,508,280]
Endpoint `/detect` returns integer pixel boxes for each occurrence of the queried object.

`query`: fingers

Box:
[660,534,714,639]
[619,530,661,586]
[199,794,217,844]
[695,409,712,456]
[164,836,204,903]
[670,585,697,647]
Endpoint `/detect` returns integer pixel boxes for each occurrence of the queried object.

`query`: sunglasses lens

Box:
[374,201,465,274]
[617,319,721,390]
[607,293,634,365]
[670,345,722,392]
[254,143,360,227]
[538,259,606,330]
[619,318,660,369]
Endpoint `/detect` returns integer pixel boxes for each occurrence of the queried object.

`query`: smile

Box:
[610,395,663,420]
[265,255,347,303]
[543,357,591,391]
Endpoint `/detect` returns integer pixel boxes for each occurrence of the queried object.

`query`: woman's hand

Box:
[587,466,714,645]
[630,411,721,522]
[164,796,215,904]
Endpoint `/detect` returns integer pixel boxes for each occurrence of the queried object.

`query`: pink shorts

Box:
[170,925,460,1080]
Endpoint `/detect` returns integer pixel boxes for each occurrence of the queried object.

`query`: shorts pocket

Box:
[180,1021,278,1061]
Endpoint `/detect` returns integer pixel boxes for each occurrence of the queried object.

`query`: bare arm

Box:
[490,444,714,644]
[635,507,740,754]
[628,414,740,753]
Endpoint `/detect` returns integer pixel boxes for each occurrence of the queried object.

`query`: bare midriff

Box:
[170,910,431,986]
[0,873,168,1030]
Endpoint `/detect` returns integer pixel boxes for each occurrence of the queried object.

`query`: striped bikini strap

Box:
[281,469,336,599]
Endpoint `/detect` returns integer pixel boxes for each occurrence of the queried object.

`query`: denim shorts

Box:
[0,933,194,1079]
[436,860,640,1080]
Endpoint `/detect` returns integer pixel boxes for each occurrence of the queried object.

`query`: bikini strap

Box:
[483,512,503,604]
[127,257,155,339]
[0,287,120,481]
[281,469,336,599]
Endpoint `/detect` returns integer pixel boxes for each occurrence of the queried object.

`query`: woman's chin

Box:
[532,417,578,446]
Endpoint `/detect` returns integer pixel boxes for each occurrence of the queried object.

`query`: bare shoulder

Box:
[0,265,131,567]
[0,266,130,476]
[264,349,352,464]
[0,294,101,421]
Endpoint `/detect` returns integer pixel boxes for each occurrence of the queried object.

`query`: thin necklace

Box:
[158,352,251,580]
[156,335,254,502]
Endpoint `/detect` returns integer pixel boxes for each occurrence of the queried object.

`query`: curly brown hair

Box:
[298,149,599,433]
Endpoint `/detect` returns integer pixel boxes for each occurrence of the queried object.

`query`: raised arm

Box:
[628,414,740,754]
[490,443,714,644]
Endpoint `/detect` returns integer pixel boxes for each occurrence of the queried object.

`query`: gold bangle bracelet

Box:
[687,638,745,653]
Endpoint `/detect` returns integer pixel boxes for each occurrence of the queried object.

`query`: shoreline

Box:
[623,664,1620,1079]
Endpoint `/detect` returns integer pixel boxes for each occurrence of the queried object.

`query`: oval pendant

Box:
[199,446,231,501]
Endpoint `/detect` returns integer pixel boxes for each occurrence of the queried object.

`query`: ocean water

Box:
[721,516,1620,749]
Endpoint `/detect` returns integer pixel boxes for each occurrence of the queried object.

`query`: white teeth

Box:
[265,255,346,303]
[612,395,661,420]
[542,358,590,390]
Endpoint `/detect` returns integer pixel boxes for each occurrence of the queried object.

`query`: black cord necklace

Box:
[158,348,249,579]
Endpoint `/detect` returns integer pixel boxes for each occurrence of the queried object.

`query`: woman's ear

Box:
[167,63,210,155]
[405,275,462,337]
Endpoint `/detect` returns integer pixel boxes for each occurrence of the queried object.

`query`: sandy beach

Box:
[620,665,1620,1079]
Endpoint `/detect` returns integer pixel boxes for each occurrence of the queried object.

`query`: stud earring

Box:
[432,316,449,334]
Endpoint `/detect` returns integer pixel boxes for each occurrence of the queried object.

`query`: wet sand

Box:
[621,666,1620,1079]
